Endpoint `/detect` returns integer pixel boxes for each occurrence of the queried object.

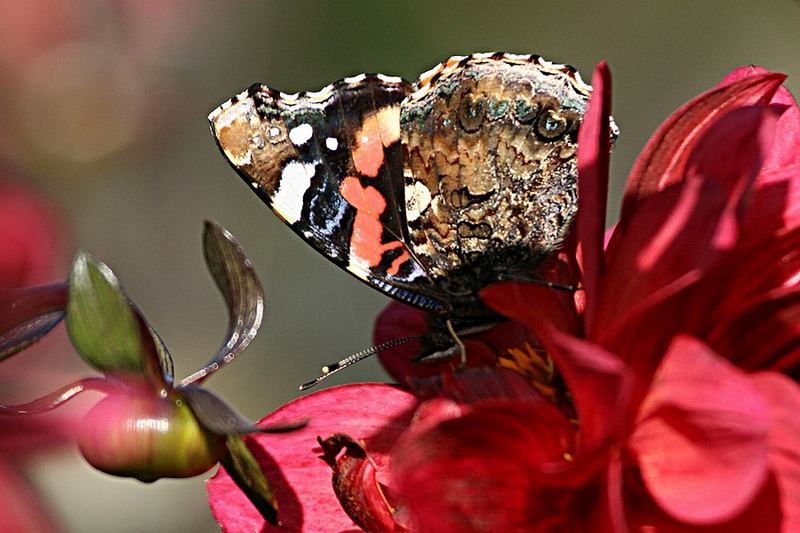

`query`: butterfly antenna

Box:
[299,335,420,391]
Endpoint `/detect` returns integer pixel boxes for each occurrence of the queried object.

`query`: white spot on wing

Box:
[325,137,339,151]
[273,161,317,224]
[405,181,431,222]
[289,123,313,146]
[376,73,404,84]
[344,73,367,85]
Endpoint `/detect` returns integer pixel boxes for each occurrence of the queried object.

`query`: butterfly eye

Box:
[458,95,486,133]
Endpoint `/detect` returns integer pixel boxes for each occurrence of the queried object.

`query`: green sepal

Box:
[221,433,279,525]
[66,251,152,377]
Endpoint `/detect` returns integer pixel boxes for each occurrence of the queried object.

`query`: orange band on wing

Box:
[341,176,409,273]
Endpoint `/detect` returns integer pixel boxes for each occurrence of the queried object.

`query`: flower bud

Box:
[78,386,226,482]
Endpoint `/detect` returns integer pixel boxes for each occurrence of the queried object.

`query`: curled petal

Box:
[0,377,115,415]
[207,383,417,532]
[181,386,304,435]
[630,336,769,525]
[319,434,405,531]
[180,221,264,386]
[0,283,66,361]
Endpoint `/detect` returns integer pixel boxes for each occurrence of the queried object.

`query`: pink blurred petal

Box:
[0,178,65,289]
[207,383,417,532]
[0,461,60,533]
[752,372,800,531]
[576,61,612,331]
[630,336,769,524]
[625,470,783,532]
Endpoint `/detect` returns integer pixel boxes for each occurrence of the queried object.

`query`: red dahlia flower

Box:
[208,63,800,531]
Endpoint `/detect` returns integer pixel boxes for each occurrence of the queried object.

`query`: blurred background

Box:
[1,1,799,531]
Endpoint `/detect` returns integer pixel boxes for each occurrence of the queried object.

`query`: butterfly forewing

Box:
[209,75,450,313]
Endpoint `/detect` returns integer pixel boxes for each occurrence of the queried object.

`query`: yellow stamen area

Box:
[499,341,557,401]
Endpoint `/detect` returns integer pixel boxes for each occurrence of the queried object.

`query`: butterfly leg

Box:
[445,318,467,370]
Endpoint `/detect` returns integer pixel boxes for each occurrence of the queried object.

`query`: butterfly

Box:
[209,52,595,376]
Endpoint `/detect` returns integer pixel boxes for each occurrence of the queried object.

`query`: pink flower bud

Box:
[78,386,225,482]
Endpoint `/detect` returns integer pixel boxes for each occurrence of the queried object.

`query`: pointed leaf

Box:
[180,221,264,386]
[181,386,305,435]
[66,252,158,379]
[220,433,279,525]
[0,283,66,361]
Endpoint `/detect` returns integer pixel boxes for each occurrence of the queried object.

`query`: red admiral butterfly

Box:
[210,53,596,370]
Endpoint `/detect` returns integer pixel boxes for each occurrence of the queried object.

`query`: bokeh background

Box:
[2,1,799,531]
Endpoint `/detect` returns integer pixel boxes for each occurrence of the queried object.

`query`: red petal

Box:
[745,165,800,242]
[537,327,633,453]
[752,372,800,531]
[481,281,579,337]
[706,285,800,374]
[392,401,580,532]
[207,383,417,532]
[618,71,784,223]
[373,301,519,385]
[624,469,783,532]
[576,61,612,331]
[598,107,778,343]
[718,66,800,174]
[630,336,769,524]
